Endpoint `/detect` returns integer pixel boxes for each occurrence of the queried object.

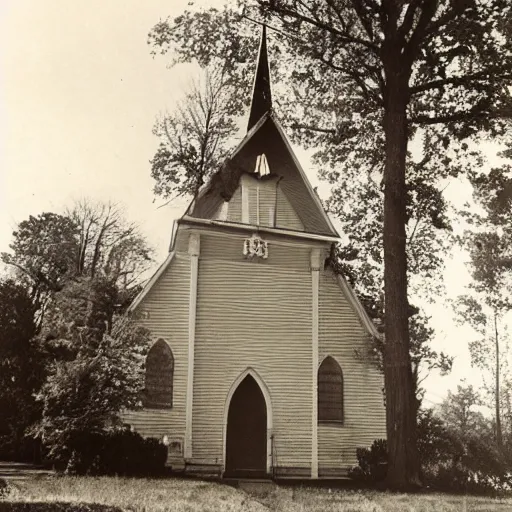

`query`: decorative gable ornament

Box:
[254,153,270,177]
[243,234,268,259]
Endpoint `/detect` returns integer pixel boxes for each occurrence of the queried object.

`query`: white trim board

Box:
[336,274,381,339]
[180,216,339,243]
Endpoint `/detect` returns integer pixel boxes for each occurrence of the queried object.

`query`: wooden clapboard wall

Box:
[122,253,190,462]
[318,268,386,471]
[193,232,313,469]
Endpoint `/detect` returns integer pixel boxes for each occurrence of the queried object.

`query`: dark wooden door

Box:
[225,375,267,478]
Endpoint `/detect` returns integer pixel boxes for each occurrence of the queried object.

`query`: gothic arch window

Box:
[145,339,174,409]
[318,356,344,423]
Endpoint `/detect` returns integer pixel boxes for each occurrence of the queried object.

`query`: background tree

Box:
[68,199,154,292]
[439,382,488,439]
[0,279,42,461]
[2,199,154,325]
[144,0,512,487]
[32,310,150,466]
[1,213,79,326]
[433,382,510,490]
[151,69,239,199]
[455,165,512,450]
[1,200,155,465]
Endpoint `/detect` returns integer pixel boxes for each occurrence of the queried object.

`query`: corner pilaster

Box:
[185,232,200,460]
[310,247,321,478]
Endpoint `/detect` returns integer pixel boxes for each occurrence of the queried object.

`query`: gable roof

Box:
[189,111,339,237]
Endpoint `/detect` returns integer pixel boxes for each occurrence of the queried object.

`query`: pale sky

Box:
[0,0,503,407]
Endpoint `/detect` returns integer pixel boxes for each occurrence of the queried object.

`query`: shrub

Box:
[349,439,388,483]
[60,429,167,476]
[350,412,512,494]
[0,479,11,500]
[0,504,123,512]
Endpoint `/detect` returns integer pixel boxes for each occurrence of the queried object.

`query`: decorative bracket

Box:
[243,234,269,259]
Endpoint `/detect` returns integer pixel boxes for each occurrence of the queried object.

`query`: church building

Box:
[124,27,386,479]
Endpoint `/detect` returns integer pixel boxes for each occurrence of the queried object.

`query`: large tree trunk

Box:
[382,65,421,489]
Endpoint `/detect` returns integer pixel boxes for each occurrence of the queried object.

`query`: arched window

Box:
[145,339,174,409]
[318,356,343,423]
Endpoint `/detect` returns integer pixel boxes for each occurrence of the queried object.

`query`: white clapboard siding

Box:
[122,253,190,454]
[192,237,313,469]
[258,179,278,227]
[199,232,311,270]
[318,269,386,469]
[276,185,304,231]
[223,175,305,232]
[227,186,242,223]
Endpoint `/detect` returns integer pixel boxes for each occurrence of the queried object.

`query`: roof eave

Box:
[180,215,340,243]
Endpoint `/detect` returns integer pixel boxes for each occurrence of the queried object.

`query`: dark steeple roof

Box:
[247,25,272,132]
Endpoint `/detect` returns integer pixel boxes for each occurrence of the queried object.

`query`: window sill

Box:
[318,420,344,426]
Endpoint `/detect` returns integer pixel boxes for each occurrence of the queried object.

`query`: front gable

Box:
[189,114,338,237]
[211,173,304,231]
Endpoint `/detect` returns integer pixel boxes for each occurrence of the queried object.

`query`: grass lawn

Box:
[4,476,512,512]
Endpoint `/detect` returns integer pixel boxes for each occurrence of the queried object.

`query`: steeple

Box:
[247,25,272,132]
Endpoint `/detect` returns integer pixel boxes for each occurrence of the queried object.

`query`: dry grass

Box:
[6,476,512,512]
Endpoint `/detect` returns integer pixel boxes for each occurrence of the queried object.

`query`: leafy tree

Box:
[0,279,42,460]
[151,69,239,199]
[2,200,153,325]
[436,382,511,490]
[32,279,151,464]
[1,202,154,463]
[149,0,512,488]
[68,199,154,289]
[455,166,512,450]
[439,382,488,438]
[1,213,79,323]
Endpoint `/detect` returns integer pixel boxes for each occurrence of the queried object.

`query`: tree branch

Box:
[411,106,512,125]
[259,1,379,53]
[290,122,336,135]
[411,68,512,95]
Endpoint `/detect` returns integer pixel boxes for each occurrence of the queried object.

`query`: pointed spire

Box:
[247,25,272,132]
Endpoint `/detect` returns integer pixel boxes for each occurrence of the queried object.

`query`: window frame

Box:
[317,356,344,425]
[144,338,174,409]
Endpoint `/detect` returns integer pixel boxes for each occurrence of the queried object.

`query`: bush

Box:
[0,504,123,512]
[0,436,43,465]
[0,479,11,500]
[58,429,167,476]
[350,412,512,494]
[349,439,388,483]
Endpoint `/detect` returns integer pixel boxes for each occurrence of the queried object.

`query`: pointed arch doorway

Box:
[224,372,270,478]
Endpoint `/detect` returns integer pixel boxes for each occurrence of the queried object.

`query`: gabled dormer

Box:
[181,27,339,241]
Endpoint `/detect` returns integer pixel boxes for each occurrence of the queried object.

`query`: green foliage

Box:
[455,165,512,450]
[0,504,123,512]
[0,279,44,462]
[32,311,150,463]
[150,70,239,198]
[1,213,79,311]
[61,429,167,476]
[0,202,154,465]
[440,383,489,438]
[417,408,459,470]
[1,201,154,323]
[349,439,388,483]
[350,407,512,494]
[431,385,512,493]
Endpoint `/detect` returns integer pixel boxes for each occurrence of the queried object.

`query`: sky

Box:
[0,0,503,407]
